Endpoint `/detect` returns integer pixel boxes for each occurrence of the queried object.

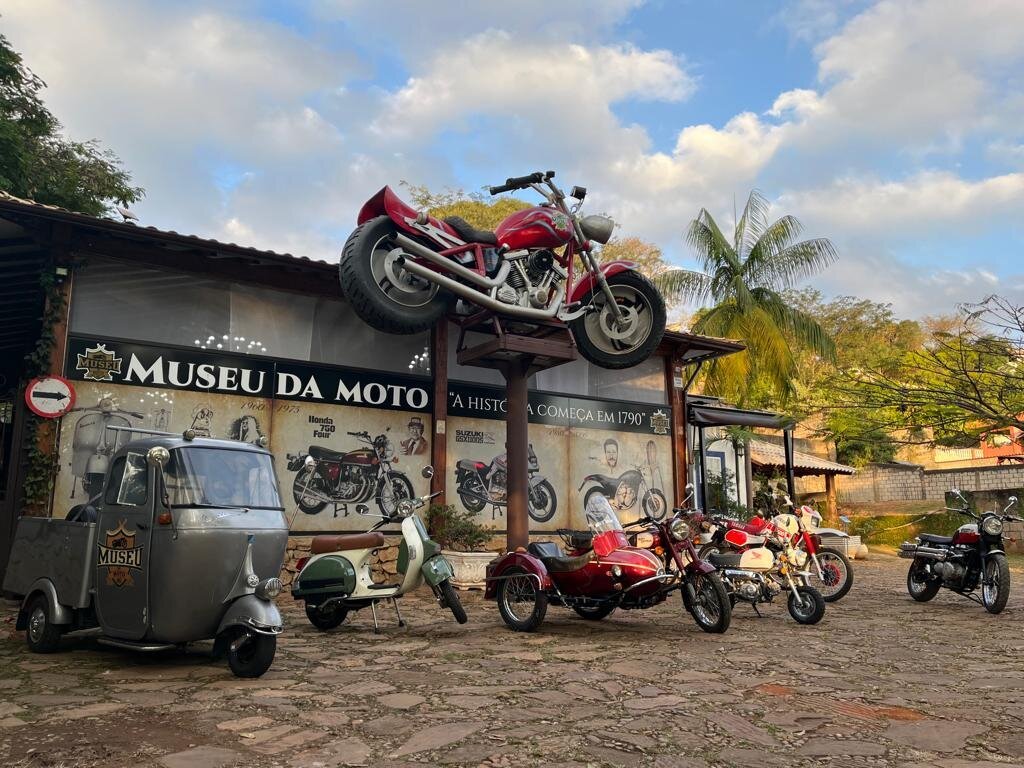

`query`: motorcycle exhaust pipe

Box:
[396,256,566,320]
[393,234,511,290]
[898,543,948,560]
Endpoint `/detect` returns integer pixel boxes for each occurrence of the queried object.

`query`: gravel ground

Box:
[1,552,1023,768]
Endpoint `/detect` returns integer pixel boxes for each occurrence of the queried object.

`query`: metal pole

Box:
[698,426,708,512]
[503,357,532,551]
[783,429,796,502]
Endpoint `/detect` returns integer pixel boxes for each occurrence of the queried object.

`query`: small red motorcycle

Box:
[342,171,666,369]
[485,495,731,633]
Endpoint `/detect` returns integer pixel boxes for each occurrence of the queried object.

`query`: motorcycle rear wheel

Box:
[813,548,853,602]
[496,566,547,632]
[570,271,666,370]
[787,586,826,625]
[907,559,941,602]
[982,553,1010,614]
[339,216,448,334]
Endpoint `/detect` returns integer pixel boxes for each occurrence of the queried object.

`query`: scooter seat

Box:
[708,552,743,568]
[917,533,953,545]
[310,532,386,554]
[443,216,498,245]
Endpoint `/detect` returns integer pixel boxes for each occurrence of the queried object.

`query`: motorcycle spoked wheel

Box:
[641,488,668,521]
[458,477,488,514]
[569,271,666,370]
[377,473,414,516]
[982,553,1010,614]
[528,479,558,523]
[339,216,450,334]
[787,585,826,625]
[812,548,853,602]
[293,467,328,514]
[906,558,941,602]
[683,573,731,633]
[496,566,548,632]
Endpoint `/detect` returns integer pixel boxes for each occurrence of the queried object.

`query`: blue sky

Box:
[4,0,1023,318]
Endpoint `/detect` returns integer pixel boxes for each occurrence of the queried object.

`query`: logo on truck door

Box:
[97,520,143,587]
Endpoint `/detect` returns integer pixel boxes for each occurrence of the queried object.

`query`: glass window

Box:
[105,453,148,506]
[533,355,667,404]
[310,298,431,374]
[164,448,282,509]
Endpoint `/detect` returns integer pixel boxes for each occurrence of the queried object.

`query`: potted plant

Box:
[427,503,495,589]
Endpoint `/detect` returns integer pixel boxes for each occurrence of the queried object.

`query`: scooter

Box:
[292,467,468,632]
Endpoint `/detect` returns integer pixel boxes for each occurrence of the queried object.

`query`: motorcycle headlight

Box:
[669,518,690,541]
[981,516,1003,536]
[580,214,614,245]
[255,577,282,600]
[397,499,415,517]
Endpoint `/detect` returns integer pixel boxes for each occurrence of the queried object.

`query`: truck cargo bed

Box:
[2,517,96,608]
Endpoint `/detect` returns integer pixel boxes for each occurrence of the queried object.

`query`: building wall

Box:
[835,463,1024,503]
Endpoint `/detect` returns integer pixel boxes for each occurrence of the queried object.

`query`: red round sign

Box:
[25,375,77,418]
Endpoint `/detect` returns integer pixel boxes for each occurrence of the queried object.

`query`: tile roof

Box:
[748,438,856,476]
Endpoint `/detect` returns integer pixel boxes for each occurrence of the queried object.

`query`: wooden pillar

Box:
[502,357,532,551]
[430,320,448,505]
[825,473,838,522]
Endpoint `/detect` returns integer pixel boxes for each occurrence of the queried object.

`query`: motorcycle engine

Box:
[498,250,563,308]
[488,460,507,502]
[932,560,965,584]
[736,581,761,601]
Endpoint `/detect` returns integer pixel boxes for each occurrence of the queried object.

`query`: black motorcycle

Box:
[899,489,1020,613]
[454,443,557,523]
[578,465,668,522]
[286,430,413,517]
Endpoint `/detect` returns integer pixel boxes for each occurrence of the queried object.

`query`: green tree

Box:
[659,191,837,403]
[0,32,142,216]
[402,183,529,231]
[598,236,671,278]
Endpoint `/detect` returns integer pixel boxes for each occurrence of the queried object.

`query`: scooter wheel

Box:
[439,579,468,624]
[496,566,547,632]
[25,594,62,654]
[227,632,276,678]
[787,586,826,625]
[305,602,349,630]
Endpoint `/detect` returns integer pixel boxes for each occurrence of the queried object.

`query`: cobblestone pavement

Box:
[1,553,1023,768]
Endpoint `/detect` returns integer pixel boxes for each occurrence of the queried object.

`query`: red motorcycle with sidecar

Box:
[485,495,731,633]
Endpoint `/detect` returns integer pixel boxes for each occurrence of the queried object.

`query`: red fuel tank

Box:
[495,206,574,250]
[952,523,980,545]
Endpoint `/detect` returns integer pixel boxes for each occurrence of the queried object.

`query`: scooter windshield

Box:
[585,494,628,557]
[165,448,283,509]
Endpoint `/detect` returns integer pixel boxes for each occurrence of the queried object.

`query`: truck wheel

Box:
[496,566,547,632]
[25,594,62,654]
[305,602,348,630]
[227,631,276,678]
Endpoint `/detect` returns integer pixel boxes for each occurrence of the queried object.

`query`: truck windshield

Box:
[164,448,283,509]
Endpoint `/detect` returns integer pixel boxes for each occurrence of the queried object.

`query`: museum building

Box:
[0,192,745,581]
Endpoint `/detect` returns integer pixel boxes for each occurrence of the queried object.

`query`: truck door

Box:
[95,452,153,639]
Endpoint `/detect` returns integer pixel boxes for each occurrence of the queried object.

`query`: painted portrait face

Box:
[604,440,618,468]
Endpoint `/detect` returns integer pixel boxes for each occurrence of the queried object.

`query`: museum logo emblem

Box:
[76,343,123,382]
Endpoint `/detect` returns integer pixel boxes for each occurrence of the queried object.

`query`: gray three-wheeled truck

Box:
[2,429,289,677]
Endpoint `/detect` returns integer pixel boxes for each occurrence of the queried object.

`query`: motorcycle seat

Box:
[708,552,743,568]
[918,533,953,545]
[457,458,487,472]
[443,216,498,245]
[725,519,768,535]
[310,532,386,554]
[309,445,345,460]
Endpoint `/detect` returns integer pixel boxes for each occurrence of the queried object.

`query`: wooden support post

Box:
[430,320,448,505]
[665,357,687,506]
[503,357,532,551]
[825,473,838,522]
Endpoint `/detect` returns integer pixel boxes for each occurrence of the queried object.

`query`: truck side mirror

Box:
[147,446,170,468]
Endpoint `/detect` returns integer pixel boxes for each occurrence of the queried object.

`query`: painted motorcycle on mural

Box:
[286,429,413,517]
[341,171,666,370]
[579,465,668,522]
[454,443,557,523]
[68,398,144,498]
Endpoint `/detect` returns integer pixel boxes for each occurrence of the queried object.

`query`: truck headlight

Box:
[255,577,283,600]
[981,516,1003,536]
[669,519,690,541]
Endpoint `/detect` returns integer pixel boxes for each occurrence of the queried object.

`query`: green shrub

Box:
[426,503,491,552]
[848,510,965,548]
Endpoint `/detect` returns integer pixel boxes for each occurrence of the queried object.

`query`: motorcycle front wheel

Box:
[339,216,449,334]
[293,467,328,514]
[683,573,731,633]
[982,553,1010,614]
[569,271,666,370]
[787,586,826,625]
[377,473,414,516]
[528,479,558,523]
[641,489,668,521]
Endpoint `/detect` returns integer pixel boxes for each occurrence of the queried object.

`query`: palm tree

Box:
[657,190,837,403]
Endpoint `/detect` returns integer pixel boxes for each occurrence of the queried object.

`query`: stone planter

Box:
[446,551,497,590]
[819,534,861,558]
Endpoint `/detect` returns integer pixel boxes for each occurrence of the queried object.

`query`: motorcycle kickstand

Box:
[371,601,381,634]
[752,603,763,618]
[392,598,406,628]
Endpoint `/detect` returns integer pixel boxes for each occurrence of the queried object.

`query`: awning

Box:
[687,403,792,430]
[748,439,855,476]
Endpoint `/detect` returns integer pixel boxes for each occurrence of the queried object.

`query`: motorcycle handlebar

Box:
[488,171,555,195]
[347,430,369,437]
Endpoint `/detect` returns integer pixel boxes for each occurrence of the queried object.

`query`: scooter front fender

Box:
[217,595,282,637]
[484,552,551,599]
[421,555,455,587]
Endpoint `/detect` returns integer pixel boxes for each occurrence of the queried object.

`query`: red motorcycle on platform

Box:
[485,495,731,633]
[341,171,666,369]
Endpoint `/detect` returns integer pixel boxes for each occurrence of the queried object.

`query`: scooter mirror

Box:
[421,465,434,479]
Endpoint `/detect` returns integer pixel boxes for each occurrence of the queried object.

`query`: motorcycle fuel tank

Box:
[738,548,774,570]
[342,448,377,466]
[953,523,980,545]
[494,206,574,250]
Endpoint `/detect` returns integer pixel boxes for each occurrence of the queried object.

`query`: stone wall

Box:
[835,463,1024,504]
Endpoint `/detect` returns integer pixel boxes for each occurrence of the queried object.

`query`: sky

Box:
[3,0,1023,319]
